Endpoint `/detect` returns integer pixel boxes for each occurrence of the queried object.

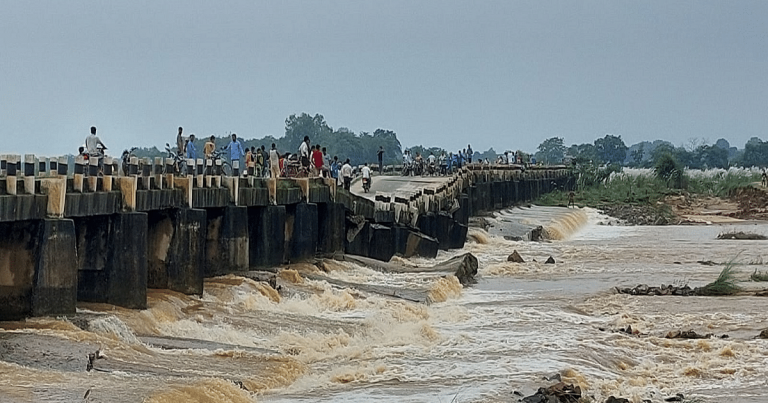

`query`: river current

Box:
[2,206,768,402]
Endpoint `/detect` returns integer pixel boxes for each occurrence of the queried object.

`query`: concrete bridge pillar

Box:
[0,219,78,320]
[287,202,318,262]
[77,212,148,309]
[248,205,286,270]
[147,209,207,295]
[317,202,344,254]
[205,206,248,276]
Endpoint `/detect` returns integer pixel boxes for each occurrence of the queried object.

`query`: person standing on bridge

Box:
[269,143,281,178]
[299,136,311,172]
[186,134,197,160]
[377,146,384,174]
[331,156,340,183]
[203,135,216,158]
[226,133,245,173]
[341,158,353,190]
[467,144,473,163]
[176,127,185,156]
[311,144,324,177]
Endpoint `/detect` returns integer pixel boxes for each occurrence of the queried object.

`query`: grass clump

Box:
[697,260,742,296]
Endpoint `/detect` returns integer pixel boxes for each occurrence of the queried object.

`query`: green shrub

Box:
[697,261,742,296]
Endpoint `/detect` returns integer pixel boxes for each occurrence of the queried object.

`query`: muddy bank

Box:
[599,204,677,225]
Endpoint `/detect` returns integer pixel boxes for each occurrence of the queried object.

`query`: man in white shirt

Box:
[269,143,281,178]
[85,126,107,157]
[341,159,353,190]
[298,136,310,170]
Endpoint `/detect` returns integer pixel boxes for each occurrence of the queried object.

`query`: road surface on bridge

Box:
[349,174,451,200]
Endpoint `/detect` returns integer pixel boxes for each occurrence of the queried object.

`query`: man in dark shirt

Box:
[377,146,384,174]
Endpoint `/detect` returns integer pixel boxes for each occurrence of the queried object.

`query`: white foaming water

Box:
[5,206,768,402]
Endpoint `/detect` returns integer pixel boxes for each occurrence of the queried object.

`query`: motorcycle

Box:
[362,177,371,193]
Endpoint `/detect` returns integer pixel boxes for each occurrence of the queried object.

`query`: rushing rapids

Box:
[2,206,768,402]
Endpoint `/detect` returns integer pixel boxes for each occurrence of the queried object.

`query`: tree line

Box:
[534,134,768,170]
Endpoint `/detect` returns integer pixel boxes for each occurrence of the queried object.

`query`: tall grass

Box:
[536,167,761,207]
[697,259,742,296]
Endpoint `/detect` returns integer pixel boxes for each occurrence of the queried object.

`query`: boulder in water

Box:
[521,382,581,403]
[507,250,525,263]
[757,329,768,339]
[605,397,631,403]
[545,256,555,264]
[665,330,713,339]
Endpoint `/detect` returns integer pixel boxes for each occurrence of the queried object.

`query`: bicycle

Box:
[121,147,143,176]
[164,143,188,175]
[210,148,232,176]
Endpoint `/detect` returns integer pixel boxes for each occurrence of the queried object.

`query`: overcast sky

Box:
[1,1,766,157]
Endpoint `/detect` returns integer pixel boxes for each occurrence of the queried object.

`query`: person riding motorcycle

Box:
[361,163,372,192]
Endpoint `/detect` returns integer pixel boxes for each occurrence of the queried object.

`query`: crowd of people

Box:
[401,144,478,176]
[172,130,359,190]
[86,127,528,190]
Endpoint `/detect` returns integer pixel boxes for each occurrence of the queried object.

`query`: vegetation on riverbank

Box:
[534,161,761,222]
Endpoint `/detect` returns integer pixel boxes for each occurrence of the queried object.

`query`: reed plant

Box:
[697,260,742,296]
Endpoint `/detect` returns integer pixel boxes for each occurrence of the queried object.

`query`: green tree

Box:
[738,138,768,167]
[568,143,600,166]
[535,137,566,164]
[284,113,333,152]
[655,153,684,188]
[594,134,628,165]
[629,144,644,167]
[694,145,729,169]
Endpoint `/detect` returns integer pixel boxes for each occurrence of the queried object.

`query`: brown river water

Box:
[2,206,768,402]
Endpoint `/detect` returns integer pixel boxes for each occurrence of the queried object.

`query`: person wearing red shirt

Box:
[311,145,324,177]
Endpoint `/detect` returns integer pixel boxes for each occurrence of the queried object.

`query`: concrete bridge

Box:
[0,153,575,320]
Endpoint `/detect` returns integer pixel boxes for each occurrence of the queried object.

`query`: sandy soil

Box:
[666,184,768,224]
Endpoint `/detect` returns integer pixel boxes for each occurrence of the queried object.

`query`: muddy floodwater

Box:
[2,206,768,402]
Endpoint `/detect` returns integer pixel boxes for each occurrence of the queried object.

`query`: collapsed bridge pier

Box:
[0,153,574,320]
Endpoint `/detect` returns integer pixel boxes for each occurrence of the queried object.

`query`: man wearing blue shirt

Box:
[186,134,197,160]
[226,133,245,165]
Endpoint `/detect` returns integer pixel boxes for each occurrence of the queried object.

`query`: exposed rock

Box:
[757,329,768,339]
[717,231,768,240]
[508,250,525,263]
[529,225,545,241]
[616,284,695,296]
[521,382,581,403]
[600,204,676,226]
[545,256,555,264]
[664,393,685,402]
[605,397,630,403]
[665,330,713,339]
